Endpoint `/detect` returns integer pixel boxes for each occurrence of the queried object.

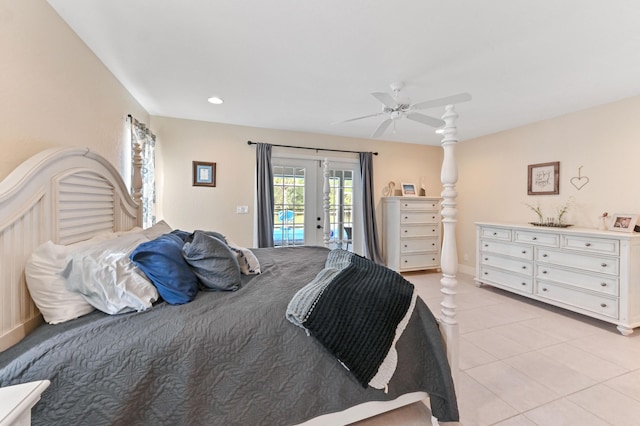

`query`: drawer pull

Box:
[601,282,607,287]
[404,244,408,248]
[432,216,436,219]
[542,253,548,258]
[601,263,608,268]
[542,288,548,292]
[404,216,408,220]
[404,230,408,233]
[542,270,547,274]
[484,244,488,247]
[404,204,409,207]
[521,266,527,270]
[493,232,497,236]
[522,250,527,254]
[484,272,488,275]
[600,303,607,308]
[521,282,527,286]
[484,257,488,261]
[404,260,408,263]
[532,237,537,241]
[585,243,592,247]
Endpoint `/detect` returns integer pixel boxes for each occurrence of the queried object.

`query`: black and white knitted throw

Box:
[286,250,416,389]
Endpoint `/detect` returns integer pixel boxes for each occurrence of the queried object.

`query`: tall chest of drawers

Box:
[475,222,640,335]
[382,196,441,272]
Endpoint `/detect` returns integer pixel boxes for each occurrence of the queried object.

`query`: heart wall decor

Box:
[570,166,590,190]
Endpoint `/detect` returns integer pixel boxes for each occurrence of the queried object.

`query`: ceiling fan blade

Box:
[411,92,472,110]
[333,112,384,124]
[371,92,397,108]
[406,112,445,127]
[371,119,392,138]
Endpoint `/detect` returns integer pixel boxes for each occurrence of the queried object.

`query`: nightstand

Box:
[0,380,50,426]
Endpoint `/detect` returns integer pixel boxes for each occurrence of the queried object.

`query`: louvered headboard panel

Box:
[0,148,141,351]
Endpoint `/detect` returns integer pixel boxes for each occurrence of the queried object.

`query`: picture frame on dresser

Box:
[401,182,417,196]
[527,161,559,195]
[610,213,639,232]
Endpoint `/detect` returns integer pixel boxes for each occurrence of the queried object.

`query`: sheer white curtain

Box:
[130,117,156,228]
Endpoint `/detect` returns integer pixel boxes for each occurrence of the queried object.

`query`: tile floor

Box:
[358,271,640,426]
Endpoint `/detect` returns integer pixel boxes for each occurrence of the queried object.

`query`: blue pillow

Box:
[130,233,199,305]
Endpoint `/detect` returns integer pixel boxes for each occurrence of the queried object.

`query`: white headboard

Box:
[0,147,141,351]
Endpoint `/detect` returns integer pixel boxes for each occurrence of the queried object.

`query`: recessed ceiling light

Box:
[207,96,224,105]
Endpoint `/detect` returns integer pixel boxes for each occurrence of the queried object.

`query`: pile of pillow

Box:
[25,221,260,324]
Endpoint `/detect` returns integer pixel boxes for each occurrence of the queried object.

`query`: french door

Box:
[272,157,360,251]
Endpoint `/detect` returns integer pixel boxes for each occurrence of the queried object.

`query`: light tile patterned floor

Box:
[355,271,640,426]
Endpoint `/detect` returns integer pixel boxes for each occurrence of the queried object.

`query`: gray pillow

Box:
[182,231,241,291]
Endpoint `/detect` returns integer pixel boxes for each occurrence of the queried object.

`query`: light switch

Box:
[236,205,249,214]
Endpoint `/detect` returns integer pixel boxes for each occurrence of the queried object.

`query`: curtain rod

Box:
[247,141,378,156]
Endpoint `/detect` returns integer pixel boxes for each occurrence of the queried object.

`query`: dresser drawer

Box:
[400,211,439,224]
[535,265,618,296]
[401,237,439,253]
[536,281,618,319]
[536,248,619,276]
[562,235,619,255]
[401,224,439,238]
[480,227,511,241]
[480,254,533,276]
[514,230,559,246]
[400,252,439,269]
[480,239,533,260]
[479,266,533,294]
[400,200,439,210]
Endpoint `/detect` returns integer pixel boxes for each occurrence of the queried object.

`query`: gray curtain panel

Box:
[256,143,274,247]
[359,152,384,264]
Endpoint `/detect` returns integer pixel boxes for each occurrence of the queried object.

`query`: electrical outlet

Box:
[236,205,249,214]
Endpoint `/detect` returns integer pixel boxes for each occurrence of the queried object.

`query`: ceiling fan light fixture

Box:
[435,128,445,134]
[207,96,224,105]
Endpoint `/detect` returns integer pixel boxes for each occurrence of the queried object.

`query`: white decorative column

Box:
[131,140,144,228]
[439,104,460,383]
[323,158,331,247]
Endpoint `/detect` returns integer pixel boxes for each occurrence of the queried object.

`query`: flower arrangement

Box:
[556,197,575,224]
[524,202,544,224]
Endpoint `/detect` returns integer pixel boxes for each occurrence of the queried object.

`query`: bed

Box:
[0,106,463,425]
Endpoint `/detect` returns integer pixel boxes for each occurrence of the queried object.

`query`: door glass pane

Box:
[273,166,305,247]
[327,169,353,250]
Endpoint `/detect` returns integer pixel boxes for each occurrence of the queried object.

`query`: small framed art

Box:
[401,182,417,196]
[192,161,216,187]
[610,213,639,233]
[528,161,559,195]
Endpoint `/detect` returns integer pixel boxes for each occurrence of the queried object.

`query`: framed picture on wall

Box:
[193,161,216,187]
[610,213,639,233]
[528,161,559,195]
[401,182,417,196]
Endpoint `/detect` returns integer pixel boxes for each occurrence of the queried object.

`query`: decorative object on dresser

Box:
[527,161,559,195]
[192,161,216,187]
[383,196,441,272]
[400,182,417,196]
[609,213,639,233]
[475,222,640,335]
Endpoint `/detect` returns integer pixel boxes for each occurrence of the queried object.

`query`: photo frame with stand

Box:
[401,182,417,196]
[609,213,639,233]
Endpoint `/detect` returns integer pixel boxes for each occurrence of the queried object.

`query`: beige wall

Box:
[151,116,443,248]
[456,95,640,273]
[0,0,148,181]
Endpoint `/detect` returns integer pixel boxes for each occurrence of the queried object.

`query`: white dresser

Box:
[382,196,441,272]
[475,222,640,335]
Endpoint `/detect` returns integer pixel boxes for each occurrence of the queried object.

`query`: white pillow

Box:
[25,234,117,324]
[61,233,158,315]
[227,239,261,275]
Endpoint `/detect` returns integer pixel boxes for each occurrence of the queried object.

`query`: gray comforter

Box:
[0,246,458,425]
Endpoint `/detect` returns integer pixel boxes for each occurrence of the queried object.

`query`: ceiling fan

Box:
[338,82,472,138]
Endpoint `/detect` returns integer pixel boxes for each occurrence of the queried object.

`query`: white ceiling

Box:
[48,0,640,145]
